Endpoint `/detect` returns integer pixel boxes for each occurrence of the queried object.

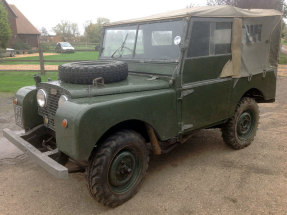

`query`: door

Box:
[181,18,234,132]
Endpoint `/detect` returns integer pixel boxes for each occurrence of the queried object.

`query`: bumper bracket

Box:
[3,128,68,179]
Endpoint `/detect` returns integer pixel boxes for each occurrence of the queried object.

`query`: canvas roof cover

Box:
[106,5,282,26]
[106,6,282,78]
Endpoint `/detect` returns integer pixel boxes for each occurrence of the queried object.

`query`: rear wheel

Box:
[221,97,259,149]
[87,130,149,207]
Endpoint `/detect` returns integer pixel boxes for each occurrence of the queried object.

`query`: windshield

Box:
[61,42,72,47]
[101,20,185,61]
[101,26,137,58]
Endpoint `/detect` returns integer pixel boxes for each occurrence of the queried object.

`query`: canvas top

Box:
[106,5,282,26]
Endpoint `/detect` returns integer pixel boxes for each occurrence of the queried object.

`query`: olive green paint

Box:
[43,74,170,99]
[180,55,233,131]
[228,71,277,115]
[182,55,232,83]
[15,86,43,130]
[12,16,278,163]
[127,61,177,76]
[54,89,178,161]
[14,59,277,162]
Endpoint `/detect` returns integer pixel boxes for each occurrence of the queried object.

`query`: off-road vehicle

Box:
[4,6,282,207]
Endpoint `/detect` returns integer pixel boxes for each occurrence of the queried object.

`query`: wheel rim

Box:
[109,149,141,194]
[236,111,255,140]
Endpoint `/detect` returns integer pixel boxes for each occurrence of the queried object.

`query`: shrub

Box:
[13,40,31,50]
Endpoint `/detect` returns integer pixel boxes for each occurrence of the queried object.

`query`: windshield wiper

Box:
[111,33,129,59]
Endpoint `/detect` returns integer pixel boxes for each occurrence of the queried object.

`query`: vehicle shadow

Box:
[147,128,231,174]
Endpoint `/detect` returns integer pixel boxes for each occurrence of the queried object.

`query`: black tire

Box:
[87,130,149,207]
[58,61,128,84]
[221,97,259,150]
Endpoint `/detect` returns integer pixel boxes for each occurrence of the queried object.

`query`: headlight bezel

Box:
[37,89,47,108]
[58,94,69,107]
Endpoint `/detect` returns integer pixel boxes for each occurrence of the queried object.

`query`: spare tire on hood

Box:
[58,61,128,84]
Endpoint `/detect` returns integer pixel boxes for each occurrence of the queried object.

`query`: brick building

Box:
[2,0,40,48]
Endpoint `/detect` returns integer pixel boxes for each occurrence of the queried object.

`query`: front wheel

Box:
[221,97,259,149]
[87,130,149,207]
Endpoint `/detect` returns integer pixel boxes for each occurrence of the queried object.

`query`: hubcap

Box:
[109,150,141,193]
[237,111,254,140]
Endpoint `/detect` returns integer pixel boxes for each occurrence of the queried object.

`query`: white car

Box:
[1,48,16,57]
[55,42,75,53]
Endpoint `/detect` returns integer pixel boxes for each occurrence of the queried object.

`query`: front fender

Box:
[55,89,177,161]
[15,86,42,130]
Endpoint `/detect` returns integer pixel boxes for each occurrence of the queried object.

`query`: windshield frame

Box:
[99,18,187,63]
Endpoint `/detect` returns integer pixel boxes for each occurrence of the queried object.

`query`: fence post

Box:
[39,44,45,75]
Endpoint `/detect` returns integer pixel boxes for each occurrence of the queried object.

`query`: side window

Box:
[188,21,232,58]
[151,31,172,46]
[243,24,262,44]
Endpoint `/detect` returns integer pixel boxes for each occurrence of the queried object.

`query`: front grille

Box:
[37,84,68,130]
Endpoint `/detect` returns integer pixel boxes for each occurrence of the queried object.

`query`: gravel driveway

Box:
[0,71,287,214]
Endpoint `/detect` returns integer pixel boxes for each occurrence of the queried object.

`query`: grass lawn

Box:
[281,39,287,46]
[0,72,58,93]
[279,51,287,64]
[0,51,99,65]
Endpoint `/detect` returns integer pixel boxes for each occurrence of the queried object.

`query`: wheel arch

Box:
[229,87,268,119]
[241,88,266,103]
[89,119,161,159]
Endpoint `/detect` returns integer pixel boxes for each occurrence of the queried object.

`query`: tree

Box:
[207,0,287,17]
[39,27,49,43]
[40,27,48,36]
[70,23,80,38]
[52,21,79,41]
[84,17,110,43]
[0,1,12,48]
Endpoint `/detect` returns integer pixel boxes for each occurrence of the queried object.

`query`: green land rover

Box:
[4,6,282,207]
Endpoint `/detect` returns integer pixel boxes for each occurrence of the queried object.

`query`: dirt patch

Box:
[278,65,287,77]
[0,64,58,71]
[4,53,59,59]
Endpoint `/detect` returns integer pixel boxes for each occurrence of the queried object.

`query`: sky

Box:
[6,0,208,34]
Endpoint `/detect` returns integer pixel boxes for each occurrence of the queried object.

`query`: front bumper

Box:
[3,128,68,179]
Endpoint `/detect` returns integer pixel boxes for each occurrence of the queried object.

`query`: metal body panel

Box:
[181,78,233,131]
[40,74,170,99]
[127,61,177,76]
[183,55,231,83]
[228,71,277,115]
[181,54,233,131]
[15,86,43,130]
[54,89,178,161]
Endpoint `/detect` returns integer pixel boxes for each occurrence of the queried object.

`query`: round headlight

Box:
[37,89,47,107]
[58,95,68,107]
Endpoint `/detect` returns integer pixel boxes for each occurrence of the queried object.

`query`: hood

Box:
[38,73,171,99]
